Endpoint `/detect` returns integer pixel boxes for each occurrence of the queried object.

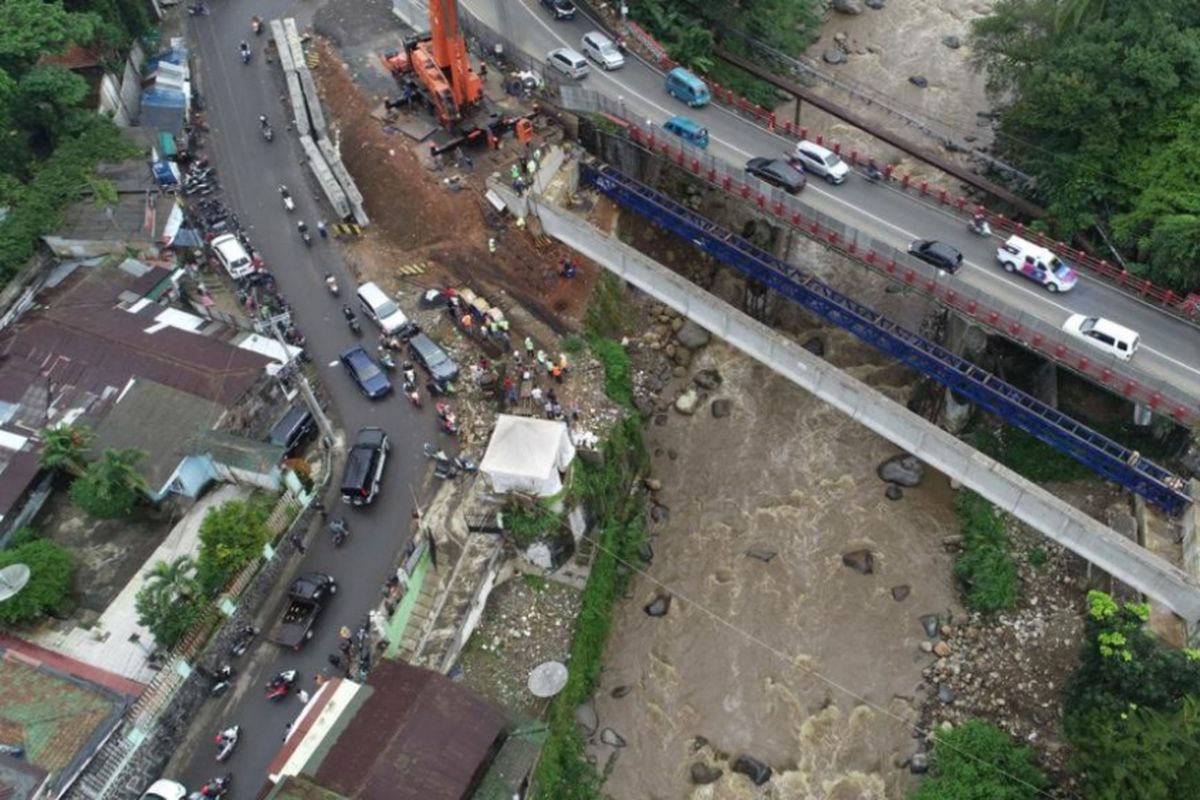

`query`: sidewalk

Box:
[31,484,250,684]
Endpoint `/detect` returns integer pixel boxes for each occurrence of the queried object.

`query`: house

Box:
[92,380,284,501]
[264,660,532,800]
[479,415,576,497]
[0,638,135,799]
[0,258,274,533]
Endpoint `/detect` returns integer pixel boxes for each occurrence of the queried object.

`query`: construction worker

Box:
[525,336,534,357]
[551,364,563,384]
[535,349,547,370]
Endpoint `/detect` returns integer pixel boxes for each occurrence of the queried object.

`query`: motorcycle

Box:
[863,163,884,184]
[210,664,235,697]
[265,669,299,701]
[189,774,232,800]
[280,184,295,212]
[187,4,210,15]
[969,215,992,236]
[342,305,362,335]
[261,124,274,142]
[229,625,258,657]
[378,348,396,370]
[298,220,312,247]
[325,273,339,295]
[214,725,240,762]
[423,443,477,474]
[329,517,350,547]
[435,402,459,435]
[404,378,422,409]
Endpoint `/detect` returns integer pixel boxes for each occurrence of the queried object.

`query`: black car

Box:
[339,345,392,399]
[267,405,315,457]
[745,157,806,194]
[408,332,460,385]
[908,239,964,274]
[541,0,577,19]
[341,427,389,505]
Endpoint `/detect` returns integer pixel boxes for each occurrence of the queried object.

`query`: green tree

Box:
[196,498,271,594]
[134,555,206,650]
[39,422,94,476]
[0,536,75,624]
[910,719,1047,800]
[68,447,147,518]
[1070,697,1200,800]
[971,0,1200,289]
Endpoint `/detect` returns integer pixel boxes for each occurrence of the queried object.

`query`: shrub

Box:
[196,497,272,594]
[69,447,148,519]
[0,537,75,625]
[910,719,1046,800]
[588,338,634,410]
[953,490,1018,614]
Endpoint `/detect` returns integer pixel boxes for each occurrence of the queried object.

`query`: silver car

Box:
[547,47,589,80]
[582,31,624,70]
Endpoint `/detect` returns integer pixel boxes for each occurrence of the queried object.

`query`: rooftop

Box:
[93,380,226,491]
[310,661,508,800]
[0,644,130,797]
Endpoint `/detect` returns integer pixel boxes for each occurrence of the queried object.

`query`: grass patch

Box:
[1027,546,1049,569]
[529,342,648,799]
[523,574,549,592]
[588,338,634,410]
[561,334,586,355]
[953,490,1019,614]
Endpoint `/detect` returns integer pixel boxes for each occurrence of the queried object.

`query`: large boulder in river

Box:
[675,320,711,350]
[877,454,926,487]
[732,755,772,785]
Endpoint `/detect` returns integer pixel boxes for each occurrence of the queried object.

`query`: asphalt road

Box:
[467,0,1200,405]
[171,4,428,796]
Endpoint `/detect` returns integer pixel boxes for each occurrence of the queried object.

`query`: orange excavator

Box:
[383,0,482,126]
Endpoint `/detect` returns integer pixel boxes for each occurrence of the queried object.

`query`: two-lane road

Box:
[467,0,1200,406]
[172,3,426,795]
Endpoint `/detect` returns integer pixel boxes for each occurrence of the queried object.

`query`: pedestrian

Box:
[433,151,444,171]
[531,385,543,404]
[479,61,487,79]
[503,376,514,393]
[552,402,562,419]
[463,152,474,171]
[283,722,292,741]
[513,350,523,368]
[479,356,490,371]
[551,364,563,384]
[524,336,534,357]
[506,386,517,407]
[317,220,328,239]
[559,353,570,372]
[298,688,310,704]
[535,349,547,369]
[290,533,307,555]
[544,400,554,418]
[312,499,326,518]
[547,389,558,405]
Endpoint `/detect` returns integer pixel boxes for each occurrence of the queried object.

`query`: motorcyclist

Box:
[259,114,269,129]
[325,273,338,293]
[342,304,356,322]
[971,210,988,234]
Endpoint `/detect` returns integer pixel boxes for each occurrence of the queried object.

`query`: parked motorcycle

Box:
[265,669,299,701]
[329,517,350,547]
[280,184,295,212]
[422,443,477,476]
[229,625,258,657]
[214,725,240,762]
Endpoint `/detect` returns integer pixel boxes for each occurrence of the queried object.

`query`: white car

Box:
[996,235,1077,293]
[139,779,187,800]
[1061,314,1140,361]
[790,140,850,184]
[210,233,253,279]
[581,31,624,70]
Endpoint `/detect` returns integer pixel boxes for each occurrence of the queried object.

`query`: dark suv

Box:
[267,405,315,457]
[408,332,459,385]
[341,427,389,506]
[541,0,577,19]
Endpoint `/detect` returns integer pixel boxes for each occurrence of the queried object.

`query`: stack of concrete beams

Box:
[270,18,368,226]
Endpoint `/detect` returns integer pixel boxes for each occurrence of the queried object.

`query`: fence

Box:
[558,86,1200,425]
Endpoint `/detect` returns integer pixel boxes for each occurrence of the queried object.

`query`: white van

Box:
[581,31,624,70]
[210,234,253,279]
[1061,314,1140,361]
[996,235,1078,293]
[547,47,589,80]
[356,282,412,336]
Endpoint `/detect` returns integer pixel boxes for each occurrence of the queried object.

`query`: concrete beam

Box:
[299,135,351,219]
[491,179,1200,624]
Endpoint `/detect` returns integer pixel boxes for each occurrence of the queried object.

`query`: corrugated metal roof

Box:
[312,661,507,800]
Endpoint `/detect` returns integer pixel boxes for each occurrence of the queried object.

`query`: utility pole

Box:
[269,320,336,447]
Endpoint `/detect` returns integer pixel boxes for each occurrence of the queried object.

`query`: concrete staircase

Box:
[394,569,444,662]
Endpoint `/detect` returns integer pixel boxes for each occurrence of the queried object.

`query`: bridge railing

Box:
[560,87,1199,426]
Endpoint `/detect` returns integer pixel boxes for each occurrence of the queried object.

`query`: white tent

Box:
[480,415,576,497]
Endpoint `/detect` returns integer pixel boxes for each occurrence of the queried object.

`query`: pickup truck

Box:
[270,572,337,650]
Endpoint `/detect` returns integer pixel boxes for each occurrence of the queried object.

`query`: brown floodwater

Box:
[591,337,960,799]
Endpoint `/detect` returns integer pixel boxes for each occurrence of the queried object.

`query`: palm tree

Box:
[69,447,149,519]
[39,423,94,477]
[96,447,150,496]
[143,556,200,604]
